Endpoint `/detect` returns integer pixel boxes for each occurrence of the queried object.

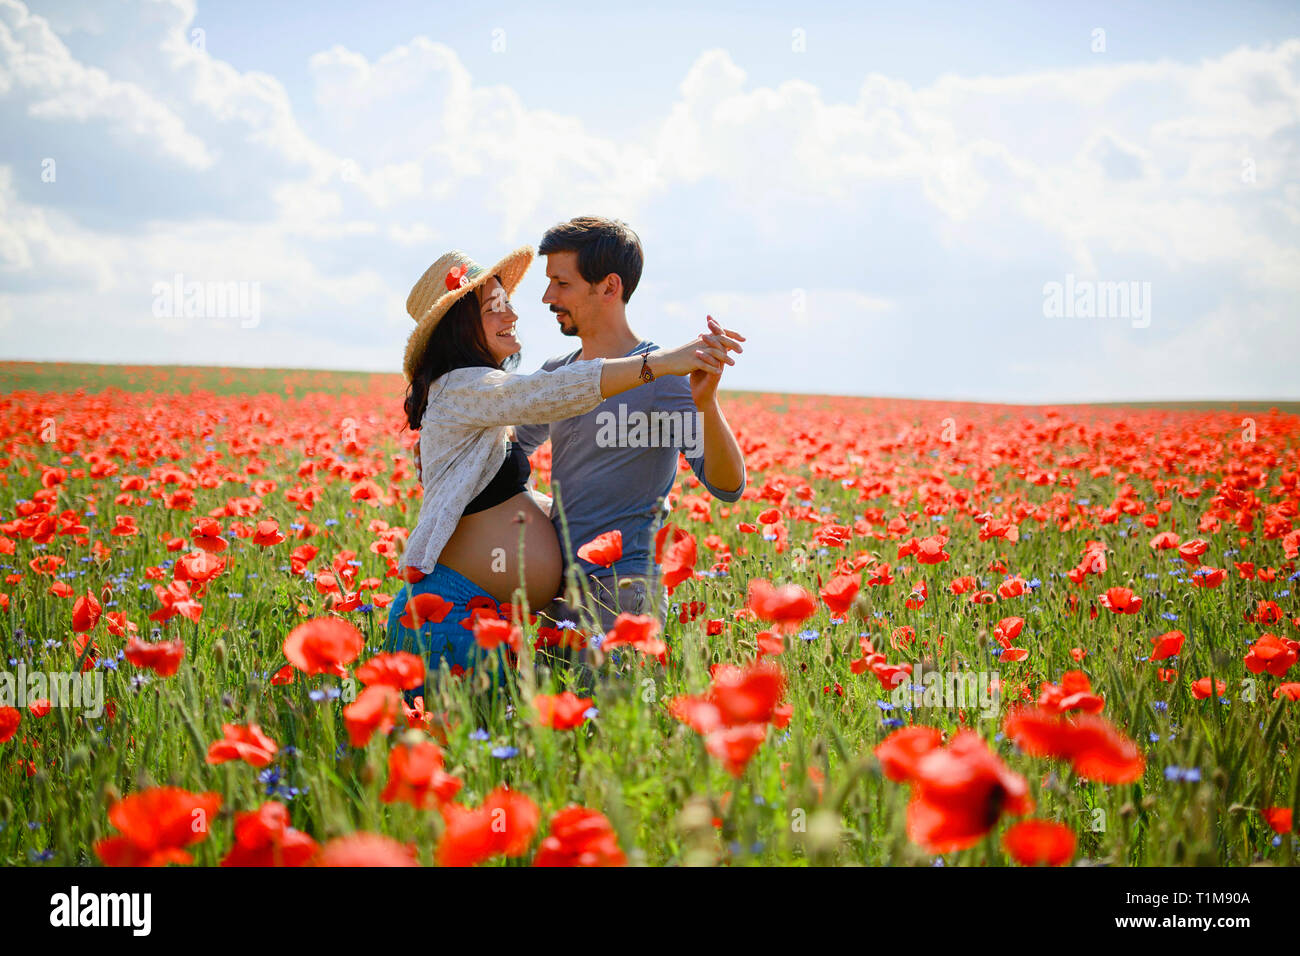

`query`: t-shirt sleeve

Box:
[657,373,747,502]
[513,422,549,457]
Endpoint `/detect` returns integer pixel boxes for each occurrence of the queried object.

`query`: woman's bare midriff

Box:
[436,491,563,609]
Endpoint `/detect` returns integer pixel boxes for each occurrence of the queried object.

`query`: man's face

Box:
[541,250,599,337]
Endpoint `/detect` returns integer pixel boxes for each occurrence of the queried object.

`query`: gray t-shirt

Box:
[514,340,745,579]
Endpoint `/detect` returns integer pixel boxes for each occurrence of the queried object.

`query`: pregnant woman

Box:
[385,245,741,690]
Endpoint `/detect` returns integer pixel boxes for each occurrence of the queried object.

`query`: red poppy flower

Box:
[149,580,203,623]
[445,265,469,292]
[602,613,667,663]
[534,691,594,730]
[993,616,1025,647]
[1099,587,1142,614]
[1149,630,1185,661]
[1262,807,1293,834]
[1036,671,1105,714]
[904,730,1033,854]
[313,832,419,866]
[71,589,101,632]
[124,636,186,677]
[94,787,222,867]
[190,517,228,553]
[1003,707,1144,783]
[709,659,786,726]
[1244,633,1298,678]
[252,520,286,547]
[436,787,540,866]
[874,725,943,782]
[283,617,365,677]
[0,707,19,743]
[705,722,769,777]
[661,532,698,594]
[221,802,319,867]
[1002,820,1076,866]
[746,579,817,634]
[1274,683,1300,701]
[819,574,859,617]
[380,739,463,809]
[400,592,454,629]
[577,530,623,568]
[206,723,279,768]
[532,806,627,867]
[174,549,225,587]
[342,685,404,747]
[1191,676,1227,700]
[473,617,522,653]
[355,652,426,690]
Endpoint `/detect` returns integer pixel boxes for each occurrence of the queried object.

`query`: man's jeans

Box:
[535,572,667,694]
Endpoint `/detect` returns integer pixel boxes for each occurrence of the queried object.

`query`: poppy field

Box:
[1,361,1298,867]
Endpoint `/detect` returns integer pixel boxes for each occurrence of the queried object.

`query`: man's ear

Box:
[601,273,623,301]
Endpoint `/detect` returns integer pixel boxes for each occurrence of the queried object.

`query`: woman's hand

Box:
[690,316,742,406]
[653,322,744,378]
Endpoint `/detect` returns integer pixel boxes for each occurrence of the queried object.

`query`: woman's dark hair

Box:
[403,279,520,430]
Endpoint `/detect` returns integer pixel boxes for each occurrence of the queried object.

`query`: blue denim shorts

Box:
[383,564,510,693]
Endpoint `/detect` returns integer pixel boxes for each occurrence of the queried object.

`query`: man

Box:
[514,216,747,662]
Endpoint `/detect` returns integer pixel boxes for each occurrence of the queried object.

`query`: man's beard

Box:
[556,312,578,336]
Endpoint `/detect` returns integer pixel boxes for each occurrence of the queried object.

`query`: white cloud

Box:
[0,1,1296,402]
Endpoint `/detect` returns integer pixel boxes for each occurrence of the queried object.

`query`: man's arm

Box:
[659,371,746,500]
[694,392,745,497]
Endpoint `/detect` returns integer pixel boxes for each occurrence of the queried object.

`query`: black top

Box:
[462,441,531,516]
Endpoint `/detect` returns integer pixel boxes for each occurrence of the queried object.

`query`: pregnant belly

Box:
[437,491,563,610]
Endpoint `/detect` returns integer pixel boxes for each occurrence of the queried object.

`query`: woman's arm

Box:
[431,331,742,428]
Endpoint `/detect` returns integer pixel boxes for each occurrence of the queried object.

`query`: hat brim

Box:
[403,245,534,382]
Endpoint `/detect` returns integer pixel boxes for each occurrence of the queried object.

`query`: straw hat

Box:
[403,246,534,382]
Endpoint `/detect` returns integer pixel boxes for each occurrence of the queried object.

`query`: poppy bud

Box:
[677,796,713,836]
[102,783,121,804]
[806,810,841,857]
[1141,795,1157,811]
[213,638,226,665]
[1119,802,1135,819]
[360,759,378,786]
[822,653,833,668]
[68,746,89,770]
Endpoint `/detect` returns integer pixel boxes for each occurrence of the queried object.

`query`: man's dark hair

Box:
[538,216,643,303]
[403,281,519,430]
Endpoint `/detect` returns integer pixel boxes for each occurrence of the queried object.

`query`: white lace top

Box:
[397,358,606,573]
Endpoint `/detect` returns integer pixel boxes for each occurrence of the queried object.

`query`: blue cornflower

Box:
[309,686,341,702]
[876,700,894,711]
[798,629,819,642]
[28,849,54,863]
[1160,612,1179,622]
[881,717,904,728]
[582,707,599,720]
[470,728,490,741]
[1151,701,1168,712]
[491,745,518,759]
[1164,766,1201,783]
[1149,732,1160,742]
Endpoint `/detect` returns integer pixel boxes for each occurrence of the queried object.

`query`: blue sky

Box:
[2,0,1298,401]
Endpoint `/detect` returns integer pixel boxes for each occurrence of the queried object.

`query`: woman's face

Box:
[479,276,520,363]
